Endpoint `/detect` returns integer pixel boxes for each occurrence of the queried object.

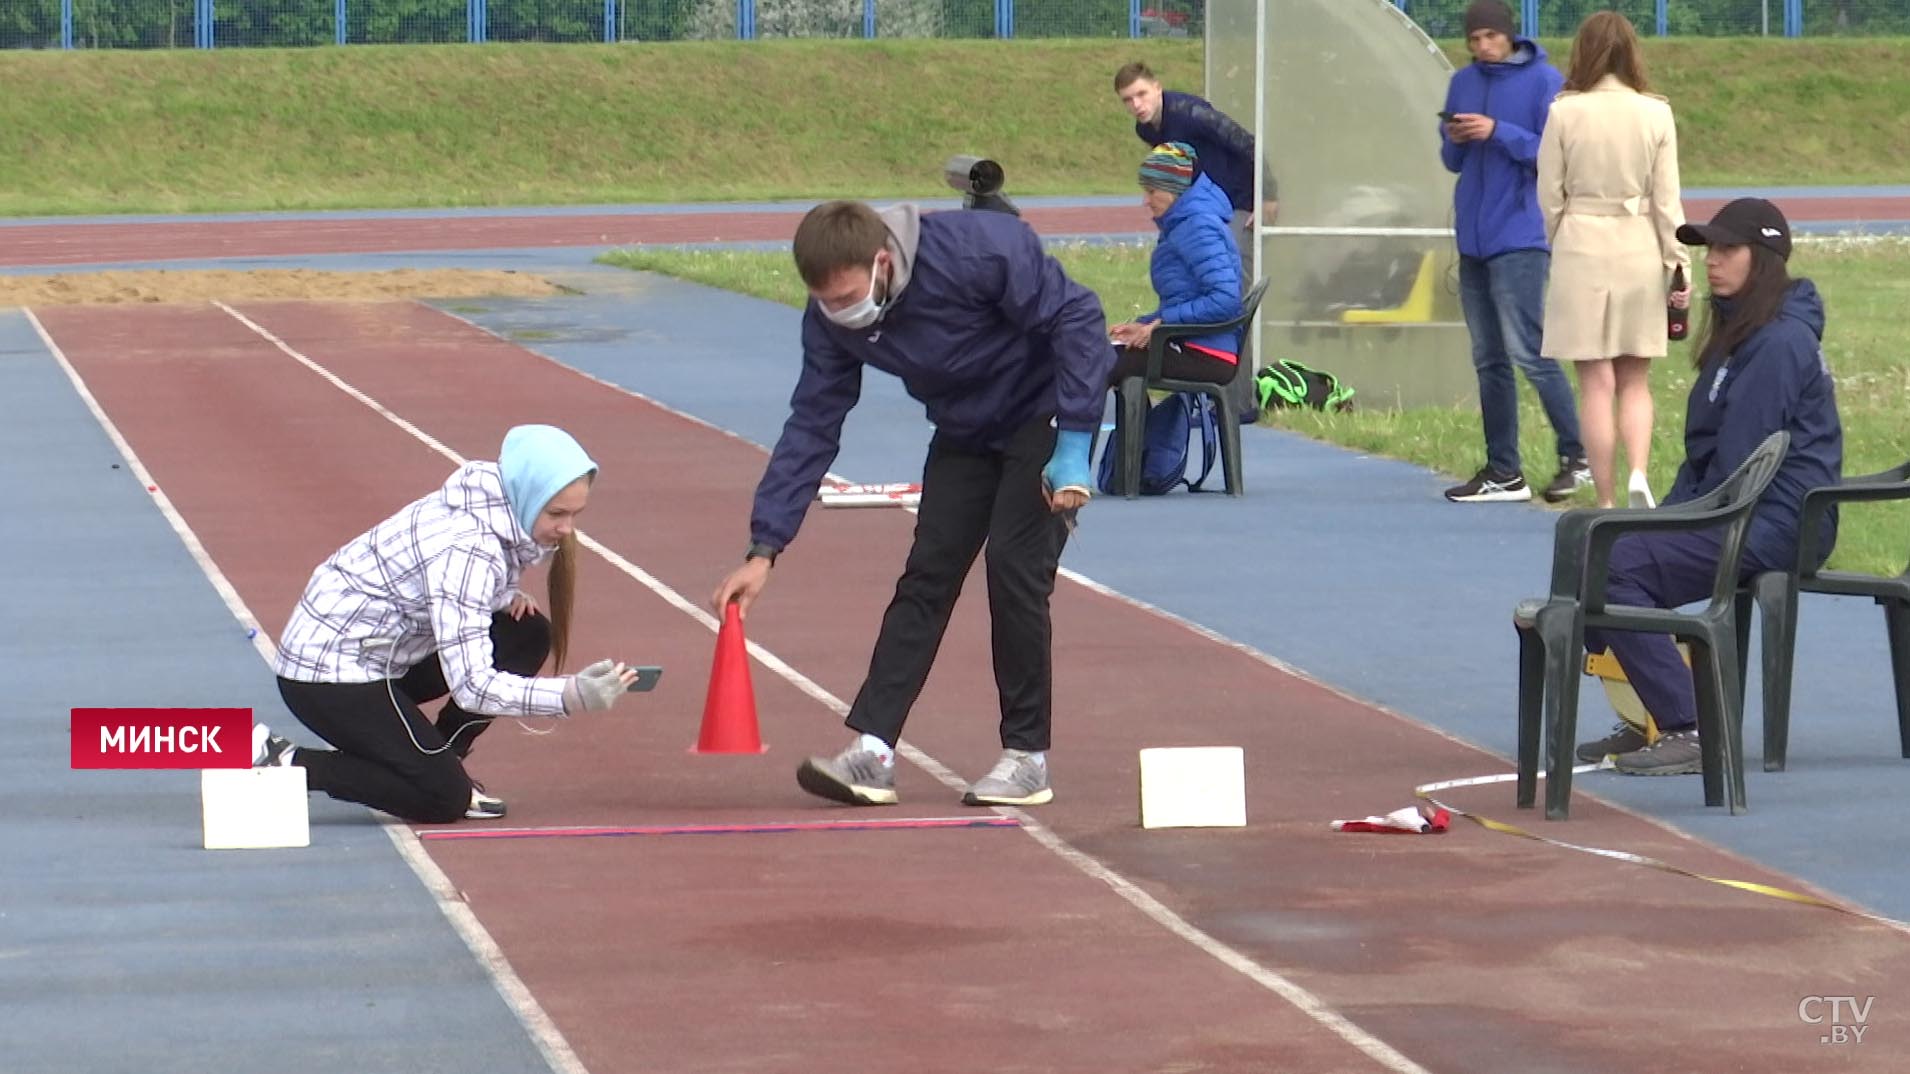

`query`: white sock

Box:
[856,733,895,768]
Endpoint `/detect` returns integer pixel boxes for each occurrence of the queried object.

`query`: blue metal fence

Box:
[0,0,1903,48]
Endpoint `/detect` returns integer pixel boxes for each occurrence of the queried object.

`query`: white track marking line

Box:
[218,300,1433,1074]
[30,308,592,1074]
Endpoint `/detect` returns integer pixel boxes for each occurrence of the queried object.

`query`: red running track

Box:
[37,298,1910,1073]
[6,194,1908,267]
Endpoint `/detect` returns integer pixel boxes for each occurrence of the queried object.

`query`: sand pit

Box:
[0,268,568,307]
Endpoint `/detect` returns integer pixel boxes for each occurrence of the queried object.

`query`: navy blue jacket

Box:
[1136,90,1276,213]
[1439,38,1562,260]
[750,210,1113,551]
[1666,280,1843,571]
[1141,174,1244,355]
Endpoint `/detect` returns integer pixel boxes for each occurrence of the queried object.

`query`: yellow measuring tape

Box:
[1413,765,1904,928]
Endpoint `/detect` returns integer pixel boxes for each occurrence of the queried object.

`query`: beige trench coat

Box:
[1537,74,1690,361]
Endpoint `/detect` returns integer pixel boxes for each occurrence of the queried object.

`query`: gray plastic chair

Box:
[1736,458,1910,771]
[1514,431,1790,819]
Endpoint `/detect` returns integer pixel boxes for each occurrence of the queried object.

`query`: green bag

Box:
[1256,359,1356,413]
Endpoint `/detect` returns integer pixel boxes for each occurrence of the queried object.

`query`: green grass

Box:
[4,37,1908,216]
[600,238,1909,577]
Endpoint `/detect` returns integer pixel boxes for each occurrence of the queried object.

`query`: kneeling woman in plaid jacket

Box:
[254,424,639,822]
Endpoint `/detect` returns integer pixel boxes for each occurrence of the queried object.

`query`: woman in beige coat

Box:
[1538,12,1691,508]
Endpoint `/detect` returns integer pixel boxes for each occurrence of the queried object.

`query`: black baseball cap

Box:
[1676,197,1792,260]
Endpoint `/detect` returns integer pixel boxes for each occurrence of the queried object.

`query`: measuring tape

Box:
[818,481,923,508]
[1414,765,1902,927]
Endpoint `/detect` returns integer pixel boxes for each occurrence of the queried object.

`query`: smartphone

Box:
[626,665,664,692]
[1438,110,1457,123]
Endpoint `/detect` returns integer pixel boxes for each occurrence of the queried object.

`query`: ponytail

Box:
[548,531,578,671]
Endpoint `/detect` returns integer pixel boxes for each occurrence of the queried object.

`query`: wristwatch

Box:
[745,541,780,566]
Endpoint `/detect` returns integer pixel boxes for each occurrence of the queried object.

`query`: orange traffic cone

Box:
[694,601,767,754]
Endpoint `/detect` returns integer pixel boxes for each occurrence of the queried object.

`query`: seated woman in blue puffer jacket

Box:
[1107,142,1245,385]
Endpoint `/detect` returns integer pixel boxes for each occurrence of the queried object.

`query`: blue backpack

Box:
[1095,392,1220,496]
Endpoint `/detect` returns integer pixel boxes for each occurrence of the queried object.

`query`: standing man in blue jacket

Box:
[710,200,1114,808]
[1439,0,1588,504]
[1116,61,1274,419]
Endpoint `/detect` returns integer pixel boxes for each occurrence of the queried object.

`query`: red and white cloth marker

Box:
[1330,805,1451,834]
[818,482,923,509]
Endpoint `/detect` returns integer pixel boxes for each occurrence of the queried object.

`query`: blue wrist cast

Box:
[1043,429,1095,496]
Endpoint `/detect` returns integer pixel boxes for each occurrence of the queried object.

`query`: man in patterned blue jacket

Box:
[1439,0,1588,505]
[711,200,1114,809]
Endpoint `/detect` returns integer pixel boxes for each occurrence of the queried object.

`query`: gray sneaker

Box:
[796,745,898,806]
[962,749,1053,806]
[1613,729,1702,776]
[1575,723,1648,764]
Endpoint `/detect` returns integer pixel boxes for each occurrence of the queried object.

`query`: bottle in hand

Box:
[1668,266,1690,342]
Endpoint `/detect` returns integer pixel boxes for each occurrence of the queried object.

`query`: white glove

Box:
[562,659,626,714]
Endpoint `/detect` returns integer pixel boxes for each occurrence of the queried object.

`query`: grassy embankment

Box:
[3,37,1908,215]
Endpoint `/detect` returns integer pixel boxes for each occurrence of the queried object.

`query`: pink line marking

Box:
[417,815,1022,841]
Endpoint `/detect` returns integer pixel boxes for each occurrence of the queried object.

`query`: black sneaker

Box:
[1542,456,1593,503]
[1444,467,1531,503]
[250,723,298,767]
[466,781,507,820]
[1575,723,1648,764]
[1613,729,1702,776]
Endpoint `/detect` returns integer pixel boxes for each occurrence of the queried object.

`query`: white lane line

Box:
[219,300,1433,1074]
[31,307,592,1074]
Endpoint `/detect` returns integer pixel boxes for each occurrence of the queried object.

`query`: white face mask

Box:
[821,255,888,330]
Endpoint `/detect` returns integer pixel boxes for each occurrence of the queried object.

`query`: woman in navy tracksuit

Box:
[1578,198,1843,775]
[1107,142,1244,385]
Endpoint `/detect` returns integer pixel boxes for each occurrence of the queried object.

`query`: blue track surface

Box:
[0,310,556,1074]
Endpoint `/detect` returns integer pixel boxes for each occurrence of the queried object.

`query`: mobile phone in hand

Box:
[1438,110,1456,123]
[627,666,664,692]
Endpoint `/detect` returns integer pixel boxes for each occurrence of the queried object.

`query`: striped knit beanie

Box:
[1139,142,1197,195]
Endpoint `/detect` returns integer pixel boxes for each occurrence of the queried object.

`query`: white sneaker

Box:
[1627,471,1656,509]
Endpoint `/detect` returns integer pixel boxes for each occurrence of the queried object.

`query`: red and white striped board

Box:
[818,481,923,508]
